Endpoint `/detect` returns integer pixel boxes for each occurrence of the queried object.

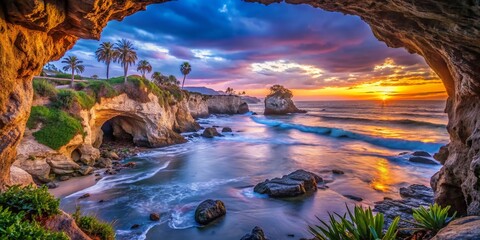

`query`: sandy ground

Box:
[49,173,97,198]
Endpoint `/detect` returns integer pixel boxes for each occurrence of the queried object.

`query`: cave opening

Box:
[98,116,138,149]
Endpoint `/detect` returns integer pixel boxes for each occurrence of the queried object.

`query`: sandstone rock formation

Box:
[9,166,34,187]
[431,216,480,240]
[187,93,250,118]
[43,211,92,240]
[194,199,226,225]
[0,0,479,217]
[248,0,480,216]
[264,93,306,115]
[254,170,322,197]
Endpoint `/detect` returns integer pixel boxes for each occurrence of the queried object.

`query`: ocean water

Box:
[60,100,448,240]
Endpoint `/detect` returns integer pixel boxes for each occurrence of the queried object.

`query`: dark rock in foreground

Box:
[409,156,439,165]
[241,226,267,240]
[431,216,480,240]
[254,170,322,198]
[202,127,220,138]
[194,199,226,225]
[374,184,434,237]
[343,194,363,202]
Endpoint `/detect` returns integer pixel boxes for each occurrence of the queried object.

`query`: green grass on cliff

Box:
[0,186,68,240]
[73,207,115,240]
[33,79,57,98]
[50,89,96,110]
[27,106,84,150]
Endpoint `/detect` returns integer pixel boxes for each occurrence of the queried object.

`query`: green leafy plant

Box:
[50,89,76,109]
[73,207,115,240]
[411,203,456,232]
[87,80,119,100]
[76,91,96,109]
[27,106,84,150]
[33,79,57,98]
[0,206,68,240]
[309,205,399,240]
[0,185,59,220]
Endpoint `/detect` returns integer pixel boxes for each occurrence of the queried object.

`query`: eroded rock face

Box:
[264,94,306,115]
[249,0,480,215]
[431,216,480,240]
[187,93,250,118]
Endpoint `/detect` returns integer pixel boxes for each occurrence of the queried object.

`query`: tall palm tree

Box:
[180,62,192,89]
[137,60,152,79]
[61,55,85,88]
[95,41,115,80]
[114,39,137,83]
[152,71,163,85]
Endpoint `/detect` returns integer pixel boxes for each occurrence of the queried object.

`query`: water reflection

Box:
[370,158,392,192]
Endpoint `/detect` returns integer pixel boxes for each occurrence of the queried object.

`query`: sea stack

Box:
[264,85,306,115]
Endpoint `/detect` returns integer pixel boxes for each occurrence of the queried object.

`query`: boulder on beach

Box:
[194,199,226,225]
[202,127,220,138]
[241,226,267,240]
[264,85,306,115]
[254,169,322,198]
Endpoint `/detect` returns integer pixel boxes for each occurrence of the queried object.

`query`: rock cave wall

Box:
[0,0,479,215]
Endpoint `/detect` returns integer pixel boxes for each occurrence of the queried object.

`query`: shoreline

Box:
[49,173,97,198]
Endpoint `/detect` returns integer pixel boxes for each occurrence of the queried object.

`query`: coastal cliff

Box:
[187,93,249,118]
[15,88,199,183]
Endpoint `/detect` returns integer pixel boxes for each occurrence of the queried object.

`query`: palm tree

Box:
[152,71,163,85]
[137,60,152,79]
[180,62,192,89]
[95,42,115,80]
[61,55,85,88]
[114,39,137,83]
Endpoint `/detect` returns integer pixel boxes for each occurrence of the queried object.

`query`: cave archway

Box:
[0,0,479,215]
[94,115,150,148]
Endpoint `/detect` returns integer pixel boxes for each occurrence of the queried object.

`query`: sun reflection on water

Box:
[371,158,392,192]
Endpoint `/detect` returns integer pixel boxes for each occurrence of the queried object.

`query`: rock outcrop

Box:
[264,93,306,115]
[254,170,322,197]
[187,93,250,118]
[431,216,480,240]
[0,0,479,217]
[374,184,434,237]
[43,211,92,240]
[9,166,35,187]
[194,199,226,225]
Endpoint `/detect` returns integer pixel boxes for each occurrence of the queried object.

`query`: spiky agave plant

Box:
[309,205,399,240]
[411,203,456,232]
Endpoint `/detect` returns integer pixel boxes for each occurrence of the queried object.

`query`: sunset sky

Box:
[51,0,447,101]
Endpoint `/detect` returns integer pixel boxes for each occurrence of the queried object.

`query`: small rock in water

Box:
[287,233,295,237]
[343,194,363,202]
[332,169,344,175]
[150,213,160,221]
[221,127,233,132]
[409,156,439,165]
[254,169,322,198]
[202,127,220,138]
[122,162,137,168]
[131,224,140,229]
[98,200,105,203]
[240,226,266,240]
[412,151,432,157]
[194,199,226,225]
[78,193,90,199]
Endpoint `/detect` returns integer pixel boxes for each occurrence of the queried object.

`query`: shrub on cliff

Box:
[0,185,60,220]
[33,79,57,98]
[0,207,68,240]
[87,81,119,100]
[268,84,293,98]
[50,89,76,109]
[0,186,68,239]
[73,207,115,240]
[27,106,84,150]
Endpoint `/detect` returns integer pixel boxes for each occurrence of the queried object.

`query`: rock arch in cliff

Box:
[0,0,479,215]
[96,115,148,148]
